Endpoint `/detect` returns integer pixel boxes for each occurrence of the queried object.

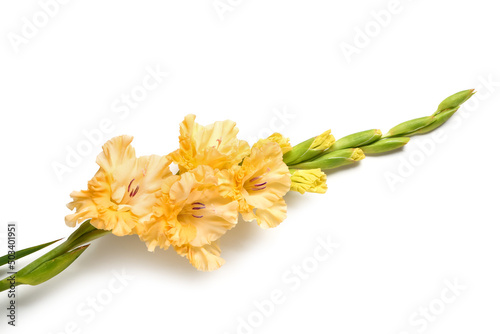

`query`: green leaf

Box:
[16,245,89,286]
[0,238,62,267]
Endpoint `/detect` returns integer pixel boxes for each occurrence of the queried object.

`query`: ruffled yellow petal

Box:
[181,191,238,247]
[168,167,238,247]
[174,241,225,272]
[138,166,238,264]
[92,209,136,236]
[141,216,171,252]
[95,135,136,180]
[168,165,217,203]
[254,133,292,155]
[168,218,198,246]
[65,190,98,227]
[130,155,173,219]
[170,114,250,172]
[66,135,173,237]
[241,142,291,209]
[139,175,180,251]
[216,142,291,229]
[254,198,287,229]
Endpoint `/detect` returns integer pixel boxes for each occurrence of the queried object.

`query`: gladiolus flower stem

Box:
[0,220,110,292]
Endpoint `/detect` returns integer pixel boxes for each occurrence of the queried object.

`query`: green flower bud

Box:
[283,130,335,164]
[282,137,314,164]
[326,129,382,152]
[383,116,435,138]
[411,107,459,135]
[434,89,475,116]
[360,137,410,154]
[289,148,365,170]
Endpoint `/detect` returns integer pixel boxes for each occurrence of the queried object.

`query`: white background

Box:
[1,1,499,333]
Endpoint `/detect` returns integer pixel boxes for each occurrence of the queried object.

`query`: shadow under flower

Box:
[15,181,328,305]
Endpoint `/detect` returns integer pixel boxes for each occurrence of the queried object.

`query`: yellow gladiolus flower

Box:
[289,169,328,194]
[219,141,291,229]
[253,133,292,155]
[140,165,239,271]
[65,135,173,236]
[169,114,250,173]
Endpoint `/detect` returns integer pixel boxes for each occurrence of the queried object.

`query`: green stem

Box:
[0,221,111,292]
[0,276,14,291]
[293,89,475,161]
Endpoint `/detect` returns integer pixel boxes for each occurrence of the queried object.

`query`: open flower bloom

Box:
[219,141,291,229]
[65,135,173,236]
[140,165,239,271]
[169,114,250,173]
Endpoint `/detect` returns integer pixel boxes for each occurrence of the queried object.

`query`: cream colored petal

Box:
[243,164,290,209]
[175,242,225,272]
[171,115,250,171]
[181,190,239,247]
[139,214,173,251]
[254,198,287,229]
[67,136,172,238]
[168,218,197,246]
[96,135,137,179]
[168,171,197,203]
[111,185,127,203]
[93,209,136,236]
[129,155,172,217]
[240,210,256,222]
[194,119,239,152]
[169,165,217,203]
[254,133,292,154]
[216,168,238,199]
[65,190,99,227]
[242,142,291,209]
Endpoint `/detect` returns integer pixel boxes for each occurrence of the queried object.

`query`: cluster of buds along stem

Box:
[383,89,475,138]
[286,89,475,193]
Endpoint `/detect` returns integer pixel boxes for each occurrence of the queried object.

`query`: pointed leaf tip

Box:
[0,238,63,267]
